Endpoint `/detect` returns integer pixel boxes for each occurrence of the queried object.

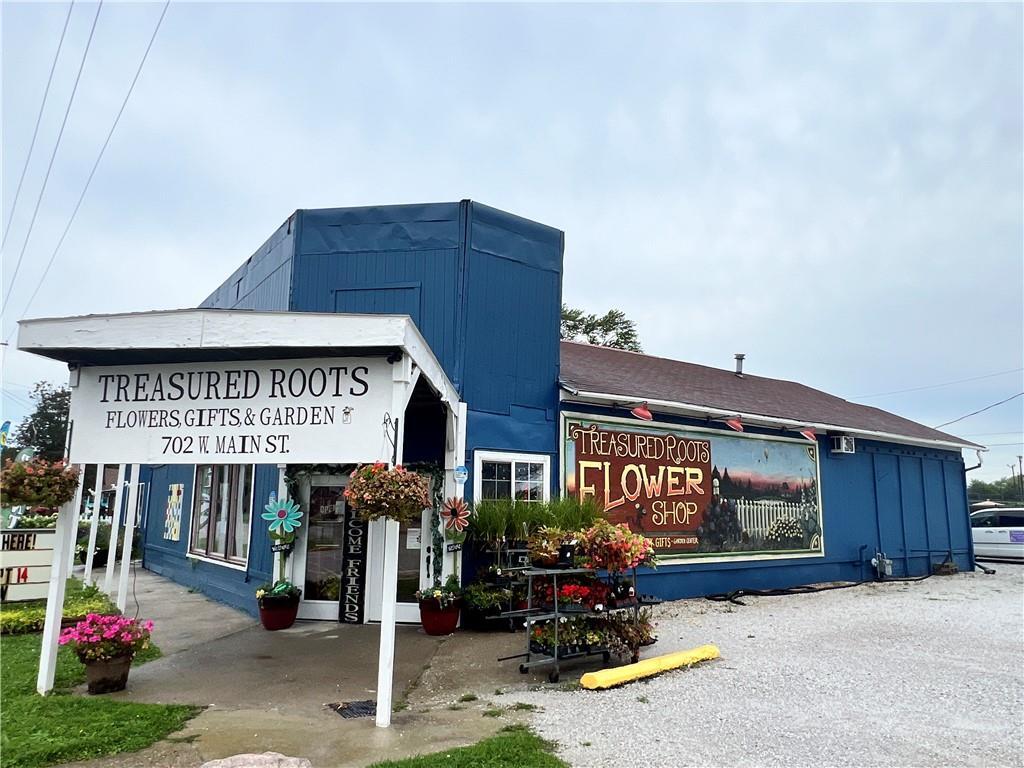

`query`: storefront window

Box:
[481,461,512,499]
[190,465,253,564]
[476,452,549,503]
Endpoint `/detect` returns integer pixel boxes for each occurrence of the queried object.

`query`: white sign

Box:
[453,466,468,484]
[68,357,392,464]
[406,527,421,550]
[1,529,55,602]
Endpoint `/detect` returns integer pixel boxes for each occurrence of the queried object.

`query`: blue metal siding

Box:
[139,463,276,615]
[200,216,296,310]
[557,403,972,600]
[292,248,460,371]
[289,201,565,498]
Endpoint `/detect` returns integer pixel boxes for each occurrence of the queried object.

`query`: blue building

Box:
[24,200,980,618]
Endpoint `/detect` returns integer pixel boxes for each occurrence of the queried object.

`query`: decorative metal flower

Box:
[262,498,304,534]
[441,497,471,533]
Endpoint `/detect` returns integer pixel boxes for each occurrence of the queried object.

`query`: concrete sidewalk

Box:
[60,567,520,768]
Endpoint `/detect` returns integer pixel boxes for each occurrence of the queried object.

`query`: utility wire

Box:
[854,368,1024,399]
[5,0,170,342]
[1,1,76,249]
[1,0,103,311]
[934,392,1024,429]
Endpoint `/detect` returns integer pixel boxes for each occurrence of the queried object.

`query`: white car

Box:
[971,508,1024,560]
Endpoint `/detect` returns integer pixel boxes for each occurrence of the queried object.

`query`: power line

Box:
[982,442,1024,447]
[962,431,1024,437]
[1,1,76,249]
[1,0,103,311]
[934,392,1024,429]
[854,368,1024,399]
[5,0,170,341]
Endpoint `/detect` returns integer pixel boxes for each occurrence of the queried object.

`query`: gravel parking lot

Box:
[520,566,1024,768]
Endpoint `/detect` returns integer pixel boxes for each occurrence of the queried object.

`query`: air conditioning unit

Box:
[830,435,856,454]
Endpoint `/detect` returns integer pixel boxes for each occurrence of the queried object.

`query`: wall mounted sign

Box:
[453,466,468,484]
[163,484,184,541]
[563,417,823,560]
[67,357,391,465]
[1,529,55,602]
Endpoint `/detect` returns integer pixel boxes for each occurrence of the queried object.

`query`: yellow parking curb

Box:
[579,644,720,690]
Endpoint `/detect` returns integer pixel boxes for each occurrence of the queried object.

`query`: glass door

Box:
[295,480,346,621]
[366,508,430,623]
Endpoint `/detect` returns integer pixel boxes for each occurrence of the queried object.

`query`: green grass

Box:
[457,693,478,702]
[0,633,199,768]
[369,725,567,768]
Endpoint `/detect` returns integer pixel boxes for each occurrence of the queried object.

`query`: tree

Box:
[560,304,642,352]
[12,382,70,461]
[968,475,1024,504]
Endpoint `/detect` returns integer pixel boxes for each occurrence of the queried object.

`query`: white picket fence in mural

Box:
[734,499,817,542]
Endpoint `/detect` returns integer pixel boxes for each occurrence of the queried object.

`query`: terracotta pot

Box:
[258,596,300,631]
[84,654,132,694]
[418,598,461,636]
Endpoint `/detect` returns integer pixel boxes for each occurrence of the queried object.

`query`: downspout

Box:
[964,449,984,472]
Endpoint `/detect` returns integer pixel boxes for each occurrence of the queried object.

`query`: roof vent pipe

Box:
[734,353,745,377]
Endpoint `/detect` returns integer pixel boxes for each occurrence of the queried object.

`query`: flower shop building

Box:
[17,200,979,625]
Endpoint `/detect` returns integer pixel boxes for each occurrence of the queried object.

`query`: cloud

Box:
[1,2,1020,478]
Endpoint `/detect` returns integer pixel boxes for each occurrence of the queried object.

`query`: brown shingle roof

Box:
[559,341,978,449]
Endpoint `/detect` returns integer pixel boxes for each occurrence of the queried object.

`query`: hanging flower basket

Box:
[1,459,80,510]
[344,463,430,526]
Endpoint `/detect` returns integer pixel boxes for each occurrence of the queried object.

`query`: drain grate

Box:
[328,700,376,719]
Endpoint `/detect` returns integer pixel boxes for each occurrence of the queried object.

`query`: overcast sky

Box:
[2,2,1021,481]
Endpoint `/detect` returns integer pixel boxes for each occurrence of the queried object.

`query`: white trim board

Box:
[17,309,459,410]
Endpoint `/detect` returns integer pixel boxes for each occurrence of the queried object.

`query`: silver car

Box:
[971,508,1024,560]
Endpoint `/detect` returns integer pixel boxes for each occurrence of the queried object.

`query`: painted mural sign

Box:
[563,418,823,559]
[0,529,55,602]
[163,483,184,541]
[68,357,391,465]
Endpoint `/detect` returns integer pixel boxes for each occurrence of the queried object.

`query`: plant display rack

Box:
[498,566,661,683]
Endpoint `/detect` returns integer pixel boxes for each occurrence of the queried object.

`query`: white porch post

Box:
[376,355,412,728]
[37,496,77,694]
[276,464,288,583]
[116,464,140,612]
[441,403,468,582]
[104,463,126,594]
[83,463,104,584]
[65,464,85,573]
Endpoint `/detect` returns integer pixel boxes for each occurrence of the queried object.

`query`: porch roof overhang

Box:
[17,308,459,408]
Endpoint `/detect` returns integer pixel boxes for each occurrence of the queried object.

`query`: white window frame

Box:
[473,450,551,503]
[185,464,255,571]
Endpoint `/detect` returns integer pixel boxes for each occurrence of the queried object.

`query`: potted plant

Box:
[344,463,431,526]
[527,526,567,568]
[255,497,305,629]
[415,574,462,635]
[578,519,657,574]
[461,581,511,631]
[256,581,303,630]
[59,613,153,694]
